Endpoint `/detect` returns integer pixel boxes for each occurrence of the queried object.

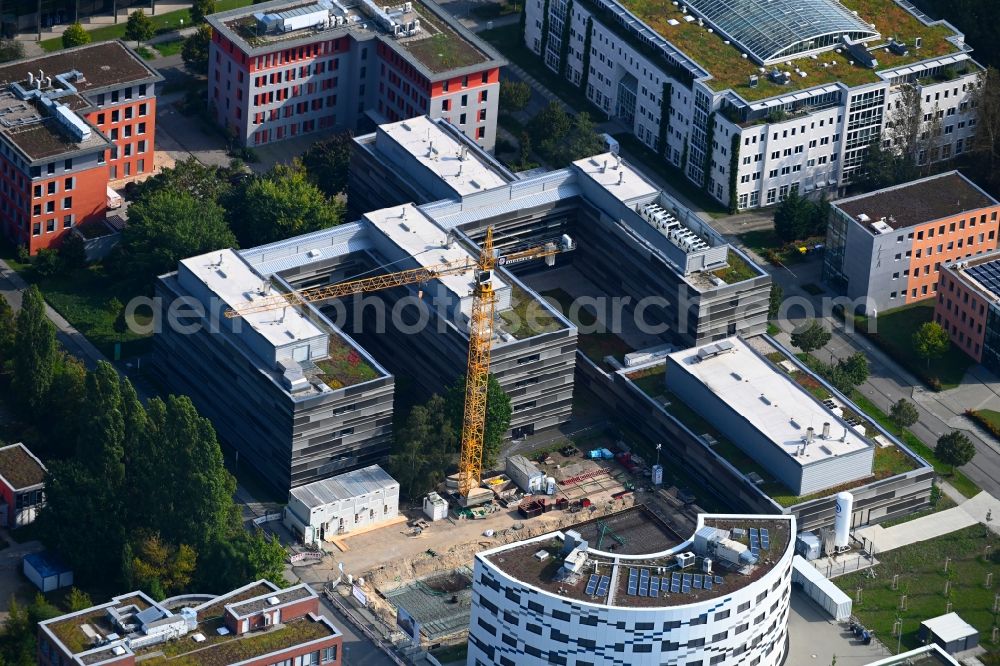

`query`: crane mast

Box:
[224,227,572,499]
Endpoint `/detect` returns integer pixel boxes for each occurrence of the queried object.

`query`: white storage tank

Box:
[834,491,853,548]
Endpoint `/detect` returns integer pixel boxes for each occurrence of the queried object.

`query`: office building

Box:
[284,464,400,544]
[0,443,46,529]
[206,0,504,150]
[153,248,395,494]
[665,337,875,496]
[824,172,1000,314]
[934,249,1000,370]
[0,41,160,254]
[524,0,980,210]
[467,509,795,666]
[37,580,342,666]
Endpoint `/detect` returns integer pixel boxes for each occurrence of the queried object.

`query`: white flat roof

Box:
[180,249,324,348]
[573,153,659,203]
[379,117,507,195]
[668,337,872,465]
[290,464,398,509]
[364,203,508,301]
[921,612,978,642]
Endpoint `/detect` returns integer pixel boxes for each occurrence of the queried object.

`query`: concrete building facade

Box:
[153,249,395,494]
[523,0,981,211]
[0,41,160,254]
[467,513,796,666]
[824,172,1000,315]
[206,0,504,150]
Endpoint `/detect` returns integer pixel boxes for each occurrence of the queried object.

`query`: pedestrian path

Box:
[855,489,1000,553]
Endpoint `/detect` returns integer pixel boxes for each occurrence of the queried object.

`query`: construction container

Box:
[506,455,545,493]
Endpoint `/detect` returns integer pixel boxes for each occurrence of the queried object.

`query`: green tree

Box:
[499,79,531,113]
[300,132,354,198]
[811,193,830,235]
[529,101,571,150]
[66,588,93,612]
[790,319,831,353]
[768,283,784,319]
[181,24,212,76]
[124,10,155,46]
[836,351,869,386]
[44,354,87,459]
[131,158,237,205]
[59,232,87,270]
[40,460,114,580]
[245,529,287,584]
[445,374,512,470]
[189,0,216,23]
[131,534,198,596]
[889,398,920,430]
[122,189,236,281]
[389,394,457,499]
[228,163,343,247]
[12,286,56,415]
[0,38,25,64]
[912,321,950,368]
[935,431,976,468]
[62,22,91,48]
[773,190,815,242]
[0,296,16,364]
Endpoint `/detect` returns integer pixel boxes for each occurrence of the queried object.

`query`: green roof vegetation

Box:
[399,5,490,73]
[314,337,379,389]
[615,0,964,101]
[49,609,115,655]
[139,617,334,666]
[498,283,564,339]
[712,250,759,284]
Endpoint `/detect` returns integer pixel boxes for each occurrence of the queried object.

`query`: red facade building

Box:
[0,443,46,529]
[207,0,503,151]
[0,41,160,254]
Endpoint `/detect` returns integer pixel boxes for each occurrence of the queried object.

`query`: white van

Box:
[106,186,123,209]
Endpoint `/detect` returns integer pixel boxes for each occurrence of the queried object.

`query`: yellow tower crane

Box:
[225,227,573,499]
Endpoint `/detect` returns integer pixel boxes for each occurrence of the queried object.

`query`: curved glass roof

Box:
[683,0,880,64]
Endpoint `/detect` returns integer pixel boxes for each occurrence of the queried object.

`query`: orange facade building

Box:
[0,41,160,254]
[824,172,1000,315]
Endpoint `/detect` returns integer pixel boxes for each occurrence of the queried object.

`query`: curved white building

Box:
[467,510,795,666]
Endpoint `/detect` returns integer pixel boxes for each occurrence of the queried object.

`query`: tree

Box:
[445,374,513,470]
[768,283,784,319]
[131,534,197,596]
[228,163,343,247]
[889,398,920,430]
[181,24,212,76]
[189,0,216,23]
[389,394,458,499]
[122,189,236,281]
[935,431,976,468]
[529,103,604,166]
[529,101,571,149]
[773,190,815,242]
[124,10,154,47]
[245,529,287,584]
[0,38,24,64]
[65,588,93,612]
[0,296,15,364]
[62,22,91,48]
[11,286,56,415]
[44,354,87,459]
[59,232,87,270]
[499,79,531,114]
[300,132,353,198]
[912,321,950,368]
[790,319,831,353]
[970,67,1000,193]
[836,351,870,386]
[130,158,237,205]
[811,193,830,236]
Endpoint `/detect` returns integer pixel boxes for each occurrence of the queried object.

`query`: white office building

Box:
[524,0,981,210]
[284,464,400,544]
[467,511,795,666]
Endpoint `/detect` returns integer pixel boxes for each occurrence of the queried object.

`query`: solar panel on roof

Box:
[761,528,769,539]
[640,569,649,579]
[682,585,691,593]
[650,578,659,596]
[704,578,713,590]
[628,582,637,595]
[671,582,680,593]
[715,576,723,584]
[967,259,1000,298]
[672,572,680,582]
[639,582,648,597]
[683,573,692,584]
[750,528,759,537]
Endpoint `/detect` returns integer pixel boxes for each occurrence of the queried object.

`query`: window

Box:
[62,197,72,210]
[64,177,74,191]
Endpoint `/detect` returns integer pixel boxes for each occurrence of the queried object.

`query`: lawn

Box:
[836,525,1000,654]
[853,301,974,390]
[152,38,184,57]
[1,243,153,360]
[848,390,981,498]
[539,287,634,368]
[970,409,1000,439]
[39,0,252,52]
